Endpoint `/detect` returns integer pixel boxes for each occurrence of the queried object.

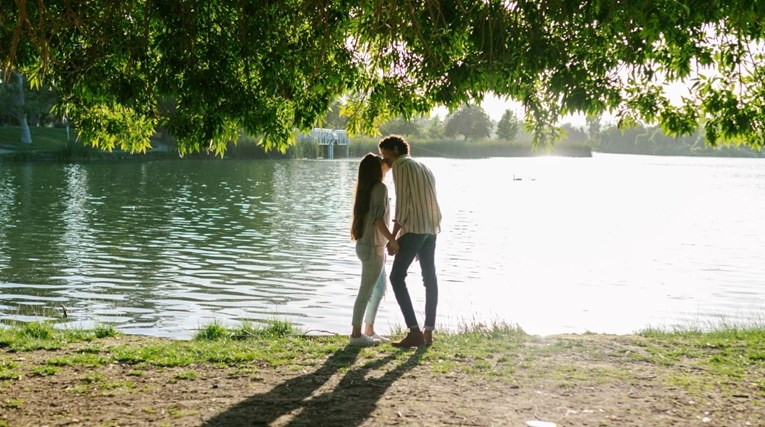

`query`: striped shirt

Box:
[391,154,442,235]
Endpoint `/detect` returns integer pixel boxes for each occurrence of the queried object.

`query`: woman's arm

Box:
[375,218,398,243]
[377,218,400,254]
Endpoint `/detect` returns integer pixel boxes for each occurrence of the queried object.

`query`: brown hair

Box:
[351,153,383,240]
[378,134,410,155]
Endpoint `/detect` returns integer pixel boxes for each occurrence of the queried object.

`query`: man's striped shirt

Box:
[391,154,442,235]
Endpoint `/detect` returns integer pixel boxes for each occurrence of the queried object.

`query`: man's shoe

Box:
[423,330,433,347]
[391,330,424,348]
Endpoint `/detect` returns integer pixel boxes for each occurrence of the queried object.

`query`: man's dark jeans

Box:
[390,233,438,330]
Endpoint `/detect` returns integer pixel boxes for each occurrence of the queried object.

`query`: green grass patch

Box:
[31,366,59,377]
[101,380,136,392]
[637,324,765,396]
[94,323,119,339]
[0,370,20,381]
[74,373,136,396]
[195,321,229,341]
[109,334,333,368]
[2,399,23,409]
[22,322,54,339]
[0,127,70,151]
[46,353,110,367]
[639,326,765,363]
[0,360,19,381]
[168,407,201,419]
[83,372,105,384]
[418,321,525,379]
[0,322,106,352]
[174,370,198,381]
[195,319,301,341]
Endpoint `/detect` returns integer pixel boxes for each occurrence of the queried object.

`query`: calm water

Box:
[1,154,764,338]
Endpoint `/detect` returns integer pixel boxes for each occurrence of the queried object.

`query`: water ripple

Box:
[1,157,765,336]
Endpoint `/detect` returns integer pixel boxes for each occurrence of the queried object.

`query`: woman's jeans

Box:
[389,233,438,331]
[352,243,387,328]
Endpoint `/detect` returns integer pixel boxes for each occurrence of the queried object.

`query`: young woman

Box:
[349,153,399,346]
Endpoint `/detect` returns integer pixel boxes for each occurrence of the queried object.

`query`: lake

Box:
[1,154,764,338]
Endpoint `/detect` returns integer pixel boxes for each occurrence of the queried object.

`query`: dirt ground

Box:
[1,334,763,426]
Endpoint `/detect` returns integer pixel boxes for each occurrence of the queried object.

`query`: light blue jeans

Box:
[352,242,387,328]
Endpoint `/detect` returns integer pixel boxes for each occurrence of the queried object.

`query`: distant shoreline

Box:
[3,125,763,162]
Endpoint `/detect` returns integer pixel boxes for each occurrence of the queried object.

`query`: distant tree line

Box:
[315,102,513,143]
[586,117,765,158]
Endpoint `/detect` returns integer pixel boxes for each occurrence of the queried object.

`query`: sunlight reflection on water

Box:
[1,155,764,338]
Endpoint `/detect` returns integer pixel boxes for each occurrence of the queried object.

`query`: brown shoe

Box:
[391,330,424,348]
[423,330,433,347]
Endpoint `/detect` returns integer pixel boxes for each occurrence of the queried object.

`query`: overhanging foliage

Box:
[3,1,765,154]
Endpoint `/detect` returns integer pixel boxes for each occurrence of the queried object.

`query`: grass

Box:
[2,399,23,409]
[0,320,529,375]
[2,320,765,408]
[0,126,179,161]
[0,321,117,352]
[0,126,72,151]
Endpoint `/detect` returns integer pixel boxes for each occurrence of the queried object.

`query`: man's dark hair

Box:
[378,135,410,155]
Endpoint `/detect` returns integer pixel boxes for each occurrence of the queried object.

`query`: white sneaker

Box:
[349,334,378,347]
[369,333,389,342]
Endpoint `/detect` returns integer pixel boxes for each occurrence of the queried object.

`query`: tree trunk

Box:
[11,71,32,144]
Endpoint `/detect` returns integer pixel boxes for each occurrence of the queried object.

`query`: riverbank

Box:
[0,126,593,162]
[0,127,181,162]
[1,322,763,426]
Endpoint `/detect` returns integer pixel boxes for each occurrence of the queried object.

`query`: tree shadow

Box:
[203,345,426,426]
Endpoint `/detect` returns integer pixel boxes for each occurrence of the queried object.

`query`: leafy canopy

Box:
[3,0,765,154]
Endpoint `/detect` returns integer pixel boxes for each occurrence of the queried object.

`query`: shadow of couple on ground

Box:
[203,345,427,426]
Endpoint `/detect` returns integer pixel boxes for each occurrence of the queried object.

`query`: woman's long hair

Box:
[351,153,383,240]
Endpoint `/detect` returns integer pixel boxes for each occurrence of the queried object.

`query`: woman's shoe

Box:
[370,333,389,342]
[350,334,378,347]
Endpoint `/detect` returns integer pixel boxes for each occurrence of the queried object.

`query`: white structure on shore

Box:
[310,128,349,159]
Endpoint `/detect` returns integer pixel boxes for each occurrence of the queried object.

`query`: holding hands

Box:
[386,220,401,255]
[386,239,400,255]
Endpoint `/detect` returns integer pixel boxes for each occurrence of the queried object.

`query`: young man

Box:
[378,135,442,347]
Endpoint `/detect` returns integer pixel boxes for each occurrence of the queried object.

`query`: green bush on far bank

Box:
[1,126,591,161]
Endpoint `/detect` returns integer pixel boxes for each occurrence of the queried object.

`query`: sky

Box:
[432,82,692,129]
[432,93,588,128]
